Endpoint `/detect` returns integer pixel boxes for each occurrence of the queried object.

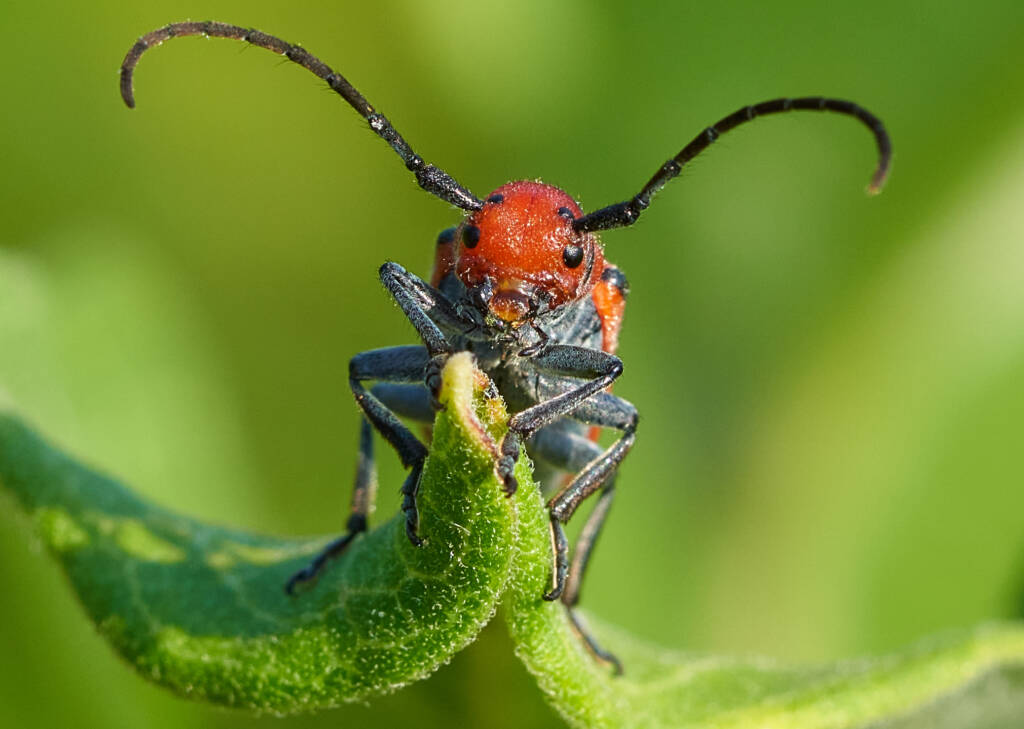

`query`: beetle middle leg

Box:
[496,344,636,595]
[530,423,621,607]
[528,396,636,673]
[287,264,479,594]
[285,345,433,593]
[541,391,637,601]
[496,345,625,496]
[350,347,438,548]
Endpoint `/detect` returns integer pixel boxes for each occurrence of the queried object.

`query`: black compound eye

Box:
[463,225,480,248]
[436,227,456,246]
[487,193,504,204]
[562,243,584,268]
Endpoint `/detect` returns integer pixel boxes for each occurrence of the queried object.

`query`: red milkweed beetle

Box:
[120,21,891,673]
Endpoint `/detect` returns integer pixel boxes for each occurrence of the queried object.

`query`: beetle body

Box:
[432,181,632,529]
[120,21,890,674]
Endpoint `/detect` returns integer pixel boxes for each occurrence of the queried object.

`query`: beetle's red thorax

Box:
[450,181,605,323]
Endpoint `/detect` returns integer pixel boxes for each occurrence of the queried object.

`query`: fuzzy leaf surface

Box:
[2,353,1023,726]
[506,467,1024,728]
[0,353,517,711]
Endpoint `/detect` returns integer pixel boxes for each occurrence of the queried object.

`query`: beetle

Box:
[120,21,891,673]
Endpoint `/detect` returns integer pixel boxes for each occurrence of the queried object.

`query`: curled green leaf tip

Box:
[1,352,1023,727]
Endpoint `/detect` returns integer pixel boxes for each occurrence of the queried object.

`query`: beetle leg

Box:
[528,410,634,674]
[285,345,433,593]
[566,599,622,674]
[496,345,624,496]
[286,417,376,594]
[379,261,479,352]
[288,263,463,594]
[543,391,637,544]
[531,422,623,608]
[501,348,636,600]
[369,382,435,423]
[543,392,636,601]
[561,485,614,610]
[349,347,434,545]
[527,421,603,597]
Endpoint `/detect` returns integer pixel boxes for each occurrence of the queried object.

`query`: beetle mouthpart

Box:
[469,279,496,311]
[489,289,532,323]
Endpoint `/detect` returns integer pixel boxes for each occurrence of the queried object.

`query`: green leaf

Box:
[0,353,520,711]
[2,352,1023,726]
[507,485,1024,728]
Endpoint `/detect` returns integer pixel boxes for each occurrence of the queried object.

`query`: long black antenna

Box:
[120,21,483,212]
[573,97,892,233]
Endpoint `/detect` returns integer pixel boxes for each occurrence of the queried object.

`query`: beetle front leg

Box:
[379,261,473,357]
[379,261,485,408]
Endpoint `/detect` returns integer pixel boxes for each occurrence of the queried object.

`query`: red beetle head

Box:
[453,181,604,324]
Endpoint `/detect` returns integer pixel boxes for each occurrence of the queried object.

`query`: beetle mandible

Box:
[120,21,892,673]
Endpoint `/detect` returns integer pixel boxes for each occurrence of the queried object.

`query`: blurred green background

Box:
[2,0,1024,726]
